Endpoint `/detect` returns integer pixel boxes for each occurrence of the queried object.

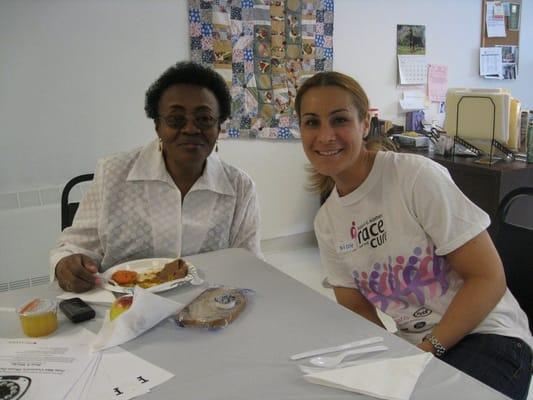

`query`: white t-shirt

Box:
[49,139,262,278]
[315,151,532,349]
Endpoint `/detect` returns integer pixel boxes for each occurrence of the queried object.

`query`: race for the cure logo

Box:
[350,221,358,239]
[339,216,387,254]
[352,215,388,249]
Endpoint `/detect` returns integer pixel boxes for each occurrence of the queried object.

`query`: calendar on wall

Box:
[398,55,427,85]
[396,24,427,85]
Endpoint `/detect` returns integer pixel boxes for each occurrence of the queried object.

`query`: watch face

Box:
[0,376,31,400]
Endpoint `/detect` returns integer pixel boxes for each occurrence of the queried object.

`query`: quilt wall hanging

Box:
[188,0,334,140]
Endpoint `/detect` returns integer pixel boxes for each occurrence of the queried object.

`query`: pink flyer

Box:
[427,64,448,102]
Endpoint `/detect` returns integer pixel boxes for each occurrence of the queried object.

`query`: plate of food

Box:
[101,258,201,294]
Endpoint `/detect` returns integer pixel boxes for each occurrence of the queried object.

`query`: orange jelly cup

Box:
[17,298,58,337]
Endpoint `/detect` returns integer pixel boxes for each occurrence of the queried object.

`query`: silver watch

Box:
[423,334,447,357]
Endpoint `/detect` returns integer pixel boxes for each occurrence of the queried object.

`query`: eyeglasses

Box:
[158,113,219,130]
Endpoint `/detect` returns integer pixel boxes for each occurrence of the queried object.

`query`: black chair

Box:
[61,173,94,231]
[493,187,533,332]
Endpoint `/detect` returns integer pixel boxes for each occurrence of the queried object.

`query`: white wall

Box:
[1,0,532,283]
[0,0,317,242]
[334,0,533,120]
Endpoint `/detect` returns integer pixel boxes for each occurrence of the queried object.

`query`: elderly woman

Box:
[51,61,261,293]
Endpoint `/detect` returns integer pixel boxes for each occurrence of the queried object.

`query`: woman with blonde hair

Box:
[295,71,532,400]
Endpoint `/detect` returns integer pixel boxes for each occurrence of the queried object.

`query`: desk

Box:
[407,149,533,234]
[0,249,508,399]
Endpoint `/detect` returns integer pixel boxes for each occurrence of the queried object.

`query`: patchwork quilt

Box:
[188,0,334,139]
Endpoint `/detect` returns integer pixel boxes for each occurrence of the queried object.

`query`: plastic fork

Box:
[309,345,388,368]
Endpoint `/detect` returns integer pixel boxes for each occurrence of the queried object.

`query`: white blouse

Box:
[49,139,261,279]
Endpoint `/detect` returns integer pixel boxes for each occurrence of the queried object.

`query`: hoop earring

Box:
[158,138,163,152]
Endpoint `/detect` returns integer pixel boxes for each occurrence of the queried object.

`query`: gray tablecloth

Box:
[0,248,508,399]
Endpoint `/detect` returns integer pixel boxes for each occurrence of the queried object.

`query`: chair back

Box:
[493,187,533,332]
[61,173,94,231]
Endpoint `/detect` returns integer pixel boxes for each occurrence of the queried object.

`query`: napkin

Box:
[304,353,433,400]
[57,286,116,305]
[91,287,183,352]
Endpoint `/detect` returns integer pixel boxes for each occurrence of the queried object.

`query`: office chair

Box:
[493,187,533,332]
[61,173,94,231]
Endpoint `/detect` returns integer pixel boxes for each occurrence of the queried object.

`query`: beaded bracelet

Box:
[423,334,447,357]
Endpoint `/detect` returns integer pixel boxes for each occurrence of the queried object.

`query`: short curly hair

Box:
[144,61,231,123]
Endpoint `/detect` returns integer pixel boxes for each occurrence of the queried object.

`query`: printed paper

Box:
[427,65,448,102]
[398,55,427,85]
[480,47,503,78]
[486,1,506,38]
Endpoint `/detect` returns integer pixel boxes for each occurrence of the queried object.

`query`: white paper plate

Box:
[101,258,198,294]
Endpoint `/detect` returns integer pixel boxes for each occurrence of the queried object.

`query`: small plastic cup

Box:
[17,298,58,337]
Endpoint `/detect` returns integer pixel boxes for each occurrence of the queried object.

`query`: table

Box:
[0,249,508,399]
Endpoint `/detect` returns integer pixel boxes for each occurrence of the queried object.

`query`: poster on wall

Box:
[188,0,334,140]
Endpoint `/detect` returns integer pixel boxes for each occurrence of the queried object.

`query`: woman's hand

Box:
[55,254,100,293]
[416,341,436,355]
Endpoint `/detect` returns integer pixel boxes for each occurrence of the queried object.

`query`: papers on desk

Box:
[69,344,174,400]
[0,326,173,400]
[0,337,93,400]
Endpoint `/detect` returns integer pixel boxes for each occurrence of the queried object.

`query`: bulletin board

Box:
[480,0,521,79]
[480,0,521,48]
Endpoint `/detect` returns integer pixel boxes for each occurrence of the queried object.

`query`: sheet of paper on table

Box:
[0,335,95,400]
[56,286,116,305]
[0,326,173,400]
